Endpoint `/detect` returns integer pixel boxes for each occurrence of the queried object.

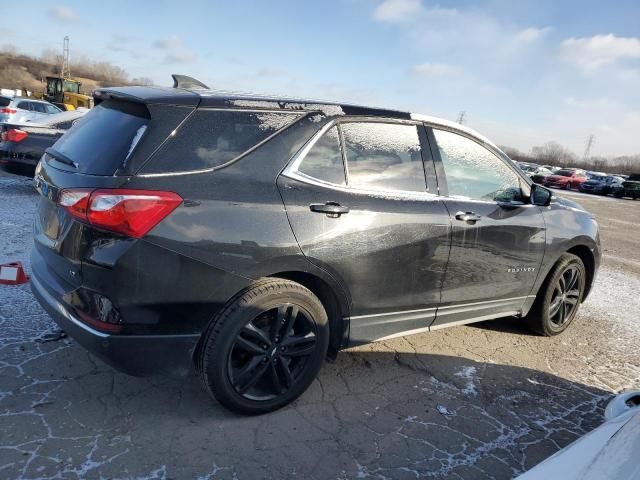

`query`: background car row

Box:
[514,160,639,199]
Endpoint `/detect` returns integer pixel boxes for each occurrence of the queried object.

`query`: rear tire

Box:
[198,278,329,414]
[524,253,586,336]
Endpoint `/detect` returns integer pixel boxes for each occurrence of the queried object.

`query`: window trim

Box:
[426,125,532,205]
[137,108,305,178]
[283,117,438,199]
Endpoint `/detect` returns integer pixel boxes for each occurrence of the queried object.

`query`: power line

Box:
[61,36,70,79]
[583,134,595,161]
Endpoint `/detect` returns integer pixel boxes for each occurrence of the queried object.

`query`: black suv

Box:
[31,77,601,413]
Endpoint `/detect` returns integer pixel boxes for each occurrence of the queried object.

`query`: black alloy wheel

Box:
[524,253,586,336]
[228,304,318,400]
[547,265,581,328]
[198,278,329,414]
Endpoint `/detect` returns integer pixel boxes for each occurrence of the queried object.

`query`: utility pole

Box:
[456,111,466,125]
[61,36,70,79]
[583,134,595,161]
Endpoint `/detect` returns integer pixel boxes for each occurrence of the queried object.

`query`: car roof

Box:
[10,97,54,105]
[94,85,506,156]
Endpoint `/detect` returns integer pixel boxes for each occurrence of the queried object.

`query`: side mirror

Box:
[531,184,552,207]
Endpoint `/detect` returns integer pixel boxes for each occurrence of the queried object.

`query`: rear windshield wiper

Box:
[45,148,78,169]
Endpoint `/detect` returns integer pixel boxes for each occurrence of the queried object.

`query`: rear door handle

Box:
[455,211,481,223]
[309,202,349,218]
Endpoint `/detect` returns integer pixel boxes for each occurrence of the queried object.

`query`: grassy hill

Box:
[0,50,148,96]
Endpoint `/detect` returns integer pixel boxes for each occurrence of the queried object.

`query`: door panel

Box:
[427,126,546,327]
[434,200,545,326]
[279,174,451,343]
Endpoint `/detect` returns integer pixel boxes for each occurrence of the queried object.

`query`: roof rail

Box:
[171,74,210,90]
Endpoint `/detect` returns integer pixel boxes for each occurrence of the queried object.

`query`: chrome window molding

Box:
[136,109,305,178]
[282,117,440,201]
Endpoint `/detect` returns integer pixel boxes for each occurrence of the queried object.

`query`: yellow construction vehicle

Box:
[42,76,92,110]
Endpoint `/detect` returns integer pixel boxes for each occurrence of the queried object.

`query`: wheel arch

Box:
[268,271,350,356]
[566,244,596,300]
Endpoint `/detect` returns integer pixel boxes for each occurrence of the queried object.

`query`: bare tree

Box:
[0,65,40,91]
[530,142,578,167]
[131,77,155,86]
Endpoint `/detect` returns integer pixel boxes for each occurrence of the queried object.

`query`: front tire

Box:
[565,182,572,190]
[198,278,329,414]
[524,253,586,336]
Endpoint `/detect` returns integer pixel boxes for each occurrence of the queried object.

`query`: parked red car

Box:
[542,169,588,190]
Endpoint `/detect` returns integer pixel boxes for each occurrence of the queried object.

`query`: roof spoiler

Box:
[172,74,209,90]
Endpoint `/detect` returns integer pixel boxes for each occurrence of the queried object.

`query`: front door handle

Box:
[455,211,481,223]
[309,202,349,218]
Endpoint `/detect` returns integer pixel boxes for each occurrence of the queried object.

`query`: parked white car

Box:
[0,95,62,124]
[517,391,640,479]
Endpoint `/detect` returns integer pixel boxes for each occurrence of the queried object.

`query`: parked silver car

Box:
[0,95,62,124]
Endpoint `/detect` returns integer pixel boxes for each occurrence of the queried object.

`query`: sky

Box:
[2,0,639,157]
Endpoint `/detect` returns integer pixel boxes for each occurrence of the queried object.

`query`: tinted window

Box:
[555,169,574,177]
[342,122,426,192]
[16,101,31,111]
[45,104,61,114]
[297,126,345,185]
[49,100,149,175]
[32,103,47,113]
[144,110,301,173]
[433,129,522,202]
[0,97,10,107]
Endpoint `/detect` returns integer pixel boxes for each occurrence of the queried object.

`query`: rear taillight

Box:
[1,129,28,143]
[0,108,17,114]
[58,188,183,238]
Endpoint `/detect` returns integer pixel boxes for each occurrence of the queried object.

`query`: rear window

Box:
[0,97,11,107]
[141,109,301,173]
[48,100,149,175]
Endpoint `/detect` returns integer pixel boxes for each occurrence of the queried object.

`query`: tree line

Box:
[501,141,639,174]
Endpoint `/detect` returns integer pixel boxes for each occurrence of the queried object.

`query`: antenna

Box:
[456,111,466,125]
[61,36,70,79]
[583,134,595,161]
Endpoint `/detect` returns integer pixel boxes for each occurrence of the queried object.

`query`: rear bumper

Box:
[30,255,200,377]
[0,148,38,175]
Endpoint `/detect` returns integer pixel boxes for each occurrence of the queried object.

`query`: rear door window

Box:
[32,103,47,113]
[341,122,427,192]
[142,109,301,173]
[48,100,149,175]
[296,126,346,185]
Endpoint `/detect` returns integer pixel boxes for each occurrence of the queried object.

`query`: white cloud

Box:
[153,35,197,64]
[153,35,184,50]
[369,2,639,156]
[256,67,289,77]
[372,0,422,23]
[47,6,79,23]
[560,34,640,69]
[164,51,197,64]
[516,26,552,43]
[412,62,462,77]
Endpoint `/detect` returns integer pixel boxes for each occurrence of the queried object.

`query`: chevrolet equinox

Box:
[31,75,601,413]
